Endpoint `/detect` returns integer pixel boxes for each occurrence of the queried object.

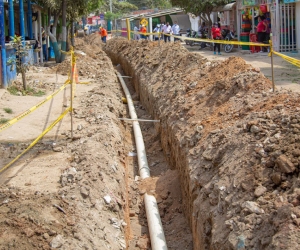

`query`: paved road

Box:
[185,44,300,93]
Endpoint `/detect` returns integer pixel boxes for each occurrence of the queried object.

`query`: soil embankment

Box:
[105,38,300,249]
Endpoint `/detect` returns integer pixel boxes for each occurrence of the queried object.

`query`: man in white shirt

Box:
[172,21,180,41]
[153,24,161,41]
[161,22,172,42]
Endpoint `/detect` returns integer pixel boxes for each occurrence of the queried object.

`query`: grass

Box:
[0,118,9,124]
[7,86,45,97]
[3,108,13,114]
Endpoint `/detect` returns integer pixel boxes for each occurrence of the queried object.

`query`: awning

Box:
[213,2,236,12]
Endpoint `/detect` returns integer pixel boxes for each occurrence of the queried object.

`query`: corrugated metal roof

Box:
[213,2,236,12]
[120,8,184,21]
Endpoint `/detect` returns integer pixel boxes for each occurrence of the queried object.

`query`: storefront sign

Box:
[284,0,300,3]
[242,0,257,6]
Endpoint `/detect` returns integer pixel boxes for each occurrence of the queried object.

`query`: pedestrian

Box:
[134,24,140,40]
[41,28,48,61]
[172,21,180,41]
[255,16,267,52]
[140,25,147,39]
[161,22,172,42]
[99,26,107,43]
[211,22,222,55]
[153,24,161,41]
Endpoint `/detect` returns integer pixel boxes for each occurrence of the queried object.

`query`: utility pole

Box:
[110,0,112,12]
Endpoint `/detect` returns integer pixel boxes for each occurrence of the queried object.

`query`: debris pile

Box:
[105,38,300,249]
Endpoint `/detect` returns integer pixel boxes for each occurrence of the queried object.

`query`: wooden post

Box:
[270,40,275,92]
[126,18,131,41]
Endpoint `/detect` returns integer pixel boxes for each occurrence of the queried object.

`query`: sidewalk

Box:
[186,45,300,93]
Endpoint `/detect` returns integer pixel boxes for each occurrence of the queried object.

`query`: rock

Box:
[271,172,282,185]
[77,124,83,131]
[103,195,111,204]
[254,186,267,197]
[80,186,90,198]
[242,201,265,214]
[50,234,64,248]
[23,228,35,237]
[275,154,295,173]
[53,146,63,152]
[250,125,260,133]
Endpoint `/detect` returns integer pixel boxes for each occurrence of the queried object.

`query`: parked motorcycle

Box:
[188,30,201,46]
[185,29,193,45]
[197,31,212,50]
[222,29,235,53]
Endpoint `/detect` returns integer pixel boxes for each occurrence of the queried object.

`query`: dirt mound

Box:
[105,38,300,249]
[45,34,110,81]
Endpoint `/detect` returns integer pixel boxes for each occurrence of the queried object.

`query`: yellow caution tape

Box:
[0,80,71,133]
[0,107,71,174]
[113,29,270,47]
[272,51,300,68]
[162,33,270,47]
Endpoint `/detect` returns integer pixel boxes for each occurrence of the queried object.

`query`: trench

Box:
[114,64,193,249]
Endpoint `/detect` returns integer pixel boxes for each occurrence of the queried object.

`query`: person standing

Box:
[41,28,48,61]
[211,22,222,55]
[99,27,107,43]
[256,16,267,52]
[172,21,180,41]
[134,24,140,40]
[140,25,147,39]
[153,24,161,41]
[161,22,172,42]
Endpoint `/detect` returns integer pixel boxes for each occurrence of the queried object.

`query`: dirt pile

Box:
[105,38,300,249]
[45,34,112,82]
[0,41,129,249]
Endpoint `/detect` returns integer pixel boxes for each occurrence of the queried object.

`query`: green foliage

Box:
[7,35,31,75]
[0,118,9,124]
[170,0,230,22]
[104,11,121,21]
[3,108,13,114]
[7,85,45,97]
[127,0,171,9]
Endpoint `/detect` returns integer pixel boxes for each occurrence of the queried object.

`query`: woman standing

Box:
[211,22,222,55]
[256,16,267,52]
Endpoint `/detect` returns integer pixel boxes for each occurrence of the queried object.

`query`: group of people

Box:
[134,21,181,42]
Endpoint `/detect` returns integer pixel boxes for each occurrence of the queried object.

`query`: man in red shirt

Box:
[99,27,107,43]
[211,22,222,55]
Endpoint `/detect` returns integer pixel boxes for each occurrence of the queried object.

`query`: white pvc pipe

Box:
[117,71,150,179]
[116,72,168,250]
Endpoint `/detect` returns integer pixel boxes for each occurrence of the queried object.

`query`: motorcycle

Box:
[197,31,212,50]
[222,29,235,53]
[185,29,193,45]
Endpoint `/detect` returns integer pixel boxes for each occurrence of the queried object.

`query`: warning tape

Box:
[112,29,270,47]
[0,107,71,174]
[0,80,71,133]
[272,51,300,68]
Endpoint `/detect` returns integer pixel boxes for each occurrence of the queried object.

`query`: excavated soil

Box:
[105,38,300,250]
[0,34,193,250]
[1,33,300,250]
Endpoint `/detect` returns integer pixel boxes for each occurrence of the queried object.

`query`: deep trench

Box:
[109,53,195,249]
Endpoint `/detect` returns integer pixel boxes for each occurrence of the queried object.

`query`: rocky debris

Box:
[0,37,128,250]
[105,38,300,249]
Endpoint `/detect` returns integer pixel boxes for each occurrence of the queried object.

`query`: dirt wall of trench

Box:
[105,38,300,250]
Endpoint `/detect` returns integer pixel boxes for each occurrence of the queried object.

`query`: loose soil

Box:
[0,33,300,250]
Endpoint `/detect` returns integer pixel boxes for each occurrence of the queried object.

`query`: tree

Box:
[7,35,31,90]
[127,0,171,9]
[170,0,230,27]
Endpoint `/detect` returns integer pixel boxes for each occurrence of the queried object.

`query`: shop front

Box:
[236,0,297,52]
